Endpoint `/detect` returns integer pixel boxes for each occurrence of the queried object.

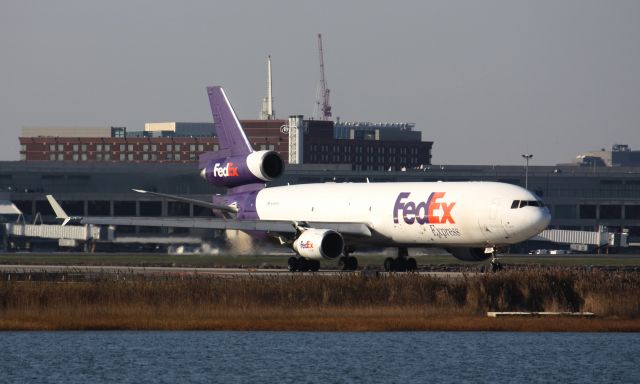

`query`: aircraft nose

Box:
[531,207,551,233]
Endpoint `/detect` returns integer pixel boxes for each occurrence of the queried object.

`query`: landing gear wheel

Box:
[297,257,309,272]
[338,256,348,271]
[309,260,320,272]
[393,258,407,272]
[384,248,416,272]
[339,256,358,271]
[384,257,394,272]
[288,257,298,272]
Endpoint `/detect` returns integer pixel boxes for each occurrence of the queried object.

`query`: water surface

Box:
[1,332,638,383]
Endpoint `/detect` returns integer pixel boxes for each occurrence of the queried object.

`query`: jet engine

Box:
[292,229,344,260]
[446,247,492,262]
[200,150,284,188]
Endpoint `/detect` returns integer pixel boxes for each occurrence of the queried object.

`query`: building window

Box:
[96,153,103,161]
[57,153,64,161]
[175,153,181,161]
[119,144,125,151]
[20,153,26,161]
[165,153,173,160]
[151,144,157,151]
[104,153,110,161]
[81,153,87,161]
[626,206,640,220]
[189,153,197,160]
[20,144,26,152]
[213,144,219,151]
[151,153,157,161]
[128,144,134,152]
[81,144,87,152]
[96,144,102,152]
[119,153,125,161]
[554,205,577,219]
[143,153,149,161]
[50,144,56,152]
[198,144,204,152]
[104,144,110,151]
[128,153,134,161]
[600,205,622,220]
[175,144,181,151]
[58,144,64,151]
[190,144,195,152]
[143,144,149,151]
[73,153,79,161]
[579,205,597,219]
[73,144,79,152]
[50,153,56,161]
[166,144,172,151]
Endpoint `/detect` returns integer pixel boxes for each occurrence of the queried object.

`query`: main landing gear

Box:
[338,255,358,271]
[288,256,320,272]
[383,247,418,272]
[337,248,358,271]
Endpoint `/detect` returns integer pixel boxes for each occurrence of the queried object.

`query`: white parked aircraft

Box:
[48,86,551,271]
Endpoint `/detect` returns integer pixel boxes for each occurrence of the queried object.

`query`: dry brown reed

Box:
[1,270,640,331]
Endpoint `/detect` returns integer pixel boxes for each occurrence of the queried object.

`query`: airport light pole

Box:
[522,154,533,190]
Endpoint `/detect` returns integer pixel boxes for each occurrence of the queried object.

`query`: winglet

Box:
[46,195,71,226]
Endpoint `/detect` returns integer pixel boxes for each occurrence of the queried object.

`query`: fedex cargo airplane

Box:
[48,86,551,272]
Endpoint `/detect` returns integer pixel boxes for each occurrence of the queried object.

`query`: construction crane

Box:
[317,33,332,120]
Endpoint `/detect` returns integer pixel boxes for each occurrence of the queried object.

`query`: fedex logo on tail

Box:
[213,162,239,177]
[393,192,456,225]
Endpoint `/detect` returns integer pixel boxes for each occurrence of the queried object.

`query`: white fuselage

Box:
[255,181,550,248]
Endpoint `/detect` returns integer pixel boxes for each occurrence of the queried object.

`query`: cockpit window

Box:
[513,200,542,209]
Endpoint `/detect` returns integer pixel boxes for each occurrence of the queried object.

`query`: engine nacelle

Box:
[447,247,492,262]
[292,229,344,260]
[200,150,284,188]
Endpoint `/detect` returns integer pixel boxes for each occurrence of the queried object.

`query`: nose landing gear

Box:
[383,247,418,272]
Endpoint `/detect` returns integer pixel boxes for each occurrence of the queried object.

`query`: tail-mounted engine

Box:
[292,229,344,260]
[200,150,284,188]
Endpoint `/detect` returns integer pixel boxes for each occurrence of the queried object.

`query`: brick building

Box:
[19,119,433,171]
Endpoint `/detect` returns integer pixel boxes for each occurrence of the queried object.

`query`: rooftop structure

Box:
[576,144,640,167]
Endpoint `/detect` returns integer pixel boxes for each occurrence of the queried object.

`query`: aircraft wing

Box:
[132,189,237,213]
[47,194,371,237]
[73,216,372,236]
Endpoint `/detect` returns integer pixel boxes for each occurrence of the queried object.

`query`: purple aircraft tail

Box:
[207,86,253,156]
[199,86,284,189]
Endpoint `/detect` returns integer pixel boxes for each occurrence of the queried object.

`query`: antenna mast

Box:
[317,33,332,120]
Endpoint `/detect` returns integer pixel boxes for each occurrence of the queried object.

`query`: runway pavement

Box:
[0,264,468,278]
